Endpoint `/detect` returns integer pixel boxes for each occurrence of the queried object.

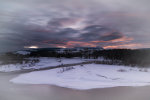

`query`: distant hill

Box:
[13,47,103,55]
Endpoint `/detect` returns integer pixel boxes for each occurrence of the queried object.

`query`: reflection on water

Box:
[0,72,150,100]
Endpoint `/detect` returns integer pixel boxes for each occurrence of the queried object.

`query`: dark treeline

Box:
[1,49,150,67]
[0,52,39,65]
[96,49,150,67]
[0,52,26,65]
[28,49,150,67]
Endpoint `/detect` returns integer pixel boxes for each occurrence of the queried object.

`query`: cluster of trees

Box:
[0,52,39,65]
[28,49,98,59]
[28,49,150,67]
[96,49,150,67]
[1,49,150,67]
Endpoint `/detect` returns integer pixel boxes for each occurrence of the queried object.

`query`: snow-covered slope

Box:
[10,64,150,90]
[15,51,30,55]
[0,57,86,72]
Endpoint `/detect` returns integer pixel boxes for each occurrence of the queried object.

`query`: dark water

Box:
[0,72,150,100]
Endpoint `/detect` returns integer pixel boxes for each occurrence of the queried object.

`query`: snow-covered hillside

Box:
[10,64,150,90]
[0,57,88,72]
[14,51,30,55]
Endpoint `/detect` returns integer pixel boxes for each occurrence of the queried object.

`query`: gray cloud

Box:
[0,0,150,52]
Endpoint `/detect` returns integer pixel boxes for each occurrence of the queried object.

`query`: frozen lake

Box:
[1,72,150,100]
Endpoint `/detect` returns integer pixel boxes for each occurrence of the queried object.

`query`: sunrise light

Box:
[24,46,39,49]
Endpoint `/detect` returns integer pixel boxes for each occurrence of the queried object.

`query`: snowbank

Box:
[10,64,150,90]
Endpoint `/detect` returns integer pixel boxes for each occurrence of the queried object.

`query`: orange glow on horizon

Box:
[91,36,133,43]
[103,43,142,49]
[40,36,136,49]
[24,46,39,49]
[66,41,97,47]
[57,46,67,48]
[110,36,133,43]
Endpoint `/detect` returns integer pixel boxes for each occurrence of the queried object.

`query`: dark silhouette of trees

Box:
[1,48,150,67]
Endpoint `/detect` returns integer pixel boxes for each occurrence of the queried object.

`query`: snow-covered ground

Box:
[14,51,31,55]
[10,64,150,90]
[0,57,87,72]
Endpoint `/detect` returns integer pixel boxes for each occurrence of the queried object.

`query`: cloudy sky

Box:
[0,0,150,52]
